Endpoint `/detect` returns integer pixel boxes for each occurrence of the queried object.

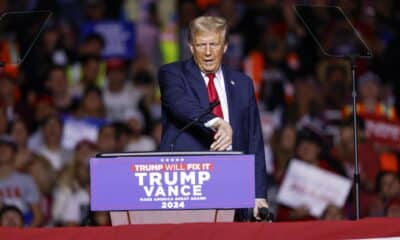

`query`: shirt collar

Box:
[201,67,223,80]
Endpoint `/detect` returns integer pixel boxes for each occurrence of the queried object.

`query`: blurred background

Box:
[0,0,400,227]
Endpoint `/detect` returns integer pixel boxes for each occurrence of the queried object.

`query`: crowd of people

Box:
[0,0,400,227]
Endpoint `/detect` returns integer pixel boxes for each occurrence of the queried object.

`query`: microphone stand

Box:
[349,56,360,220]
[170,101,220,151]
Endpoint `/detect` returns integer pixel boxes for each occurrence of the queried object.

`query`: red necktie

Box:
[207,73,224,118]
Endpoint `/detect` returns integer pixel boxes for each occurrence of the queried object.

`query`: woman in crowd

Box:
[52,140,97,226]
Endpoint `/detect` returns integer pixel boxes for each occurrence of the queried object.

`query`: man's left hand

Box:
[253,198,269,220]
[210,118,232,151]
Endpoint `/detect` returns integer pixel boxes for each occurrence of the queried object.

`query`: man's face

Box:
[107,69,125,87]
[380,173,400,198]
[296,140,320,164]
[97,126,116,152]
[48,69,68,94]
[0,144,14,166]
[189,31,227,74]
[0,210,23,227]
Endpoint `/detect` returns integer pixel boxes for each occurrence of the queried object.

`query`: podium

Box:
[90,152,255,225]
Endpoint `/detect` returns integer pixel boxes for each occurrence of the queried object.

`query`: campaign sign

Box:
[90,154,255,210]
[81,20,135,59]
[277,159,352,217]
[365,117,400,150]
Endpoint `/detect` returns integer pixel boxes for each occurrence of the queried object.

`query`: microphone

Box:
[170,100,220,151]
[258,207,274,222]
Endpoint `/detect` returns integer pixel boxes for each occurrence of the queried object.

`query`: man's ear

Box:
[188,42,194,55]
[223,43,228,53]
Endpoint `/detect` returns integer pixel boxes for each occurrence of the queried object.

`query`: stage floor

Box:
[1,217,400,240]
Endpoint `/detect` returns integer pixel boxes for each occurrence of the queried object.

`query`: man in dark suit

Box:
[158,16,268,220]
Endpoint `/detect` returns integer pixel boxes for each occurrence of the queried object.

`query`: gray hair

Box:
[188,16,228,43]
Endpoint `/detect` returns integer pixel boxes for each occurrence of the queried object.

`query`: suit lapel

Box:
[184,58,210,108]
[222,66,237,142]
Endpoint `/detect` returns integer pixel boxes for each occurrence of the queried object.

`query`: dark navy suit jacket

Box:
[158,58,267,198]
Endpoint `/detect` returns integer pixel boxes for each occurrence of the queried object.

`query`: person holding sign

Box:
[158,16,268,220]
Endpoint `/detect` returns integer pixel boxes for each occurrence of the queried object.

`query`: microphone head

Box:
[258,207,268,217]
[210,100,220,108]
[258,207,274,221]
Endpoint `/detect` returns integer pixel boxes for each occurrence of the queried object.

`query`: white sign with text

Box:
[277,159,352,217]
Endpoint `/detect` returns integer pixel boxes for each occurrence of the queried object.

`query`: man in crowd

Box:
[0,135,42,226]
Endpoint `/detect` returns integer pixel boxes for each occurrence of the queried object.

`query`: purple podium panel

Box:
[90,154,255,211]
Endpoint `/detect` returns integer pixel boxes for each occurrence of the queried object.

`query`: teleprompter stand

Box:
[294,5,373,220]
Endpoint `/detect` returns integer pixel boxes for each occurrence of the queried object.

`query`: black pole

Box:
[350,57,360,220]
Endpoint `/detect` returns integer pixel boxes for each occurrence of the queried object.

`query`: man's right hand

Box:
[210,118,232,151]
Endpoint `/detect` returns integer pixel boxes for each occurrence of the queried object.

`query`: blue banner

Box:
[81,20,135,60]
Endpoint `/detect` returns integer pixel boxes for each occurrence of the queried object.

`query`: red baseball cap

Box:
[106,58,125,72]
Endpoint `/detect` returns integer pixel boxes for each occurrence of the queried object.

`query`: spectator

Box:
[96,124,117,153]
[0,108,7,136]
[78,33,105,57]
[8,119,34,171]
[317,60,350,111]
[294,129,325,167]
[342,71,397,121]
[217,0,245,70]
[59,86,107,150]
[69,55,105,98]
[103,58,142,121]
[26,154,56,226]
[34,115,71,172]
[31,95,59,137]
[270,124,297,182]
[132,69,161,132]
[0,135,42,226]
[368,171,400,217]
[331,122,370,175]
[176,0,200,61]
[330,123,355,179]
[83,0,107,21]
[75,86,106,120]
[283,78,323,125]
[276,129,343,221]
[23,23,66,92]
[134,1,161,68]
[124,110,156,152]
[52,140,96,226]
[321,204,345,221]
[45,65,74,113]
[0,71,33,128]
[84,211,111,226]
[386,198,400,218]
[0,205,24,227]
[113,122,132,152]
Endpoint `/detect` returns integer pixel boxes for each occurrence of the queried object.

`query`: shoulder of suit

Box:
[224,67,253,83]
[159,61,181,72]
[159,59,192,72]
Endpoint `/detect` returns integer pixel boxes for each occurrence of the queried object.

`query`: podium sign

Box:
[90,154,255,211]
